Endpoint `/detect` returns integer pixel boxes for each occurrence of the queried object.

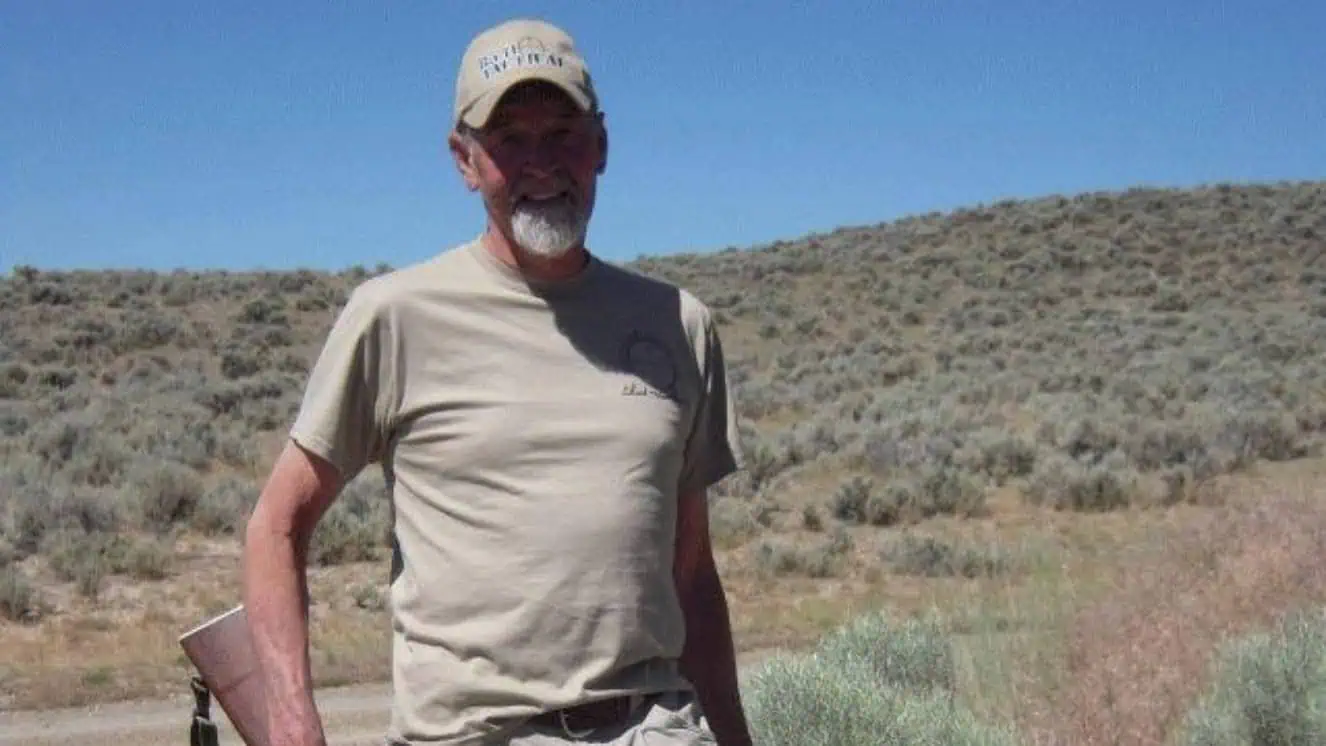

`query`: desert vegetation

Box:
[3,180,1326,743]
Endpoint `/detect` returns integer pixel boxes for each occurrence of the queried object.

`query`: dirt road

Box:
[0,681,395,746]
[1,652,779,746]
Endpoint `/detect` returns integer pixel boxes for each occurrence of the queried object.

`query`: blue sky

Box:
[3,0,1323,274]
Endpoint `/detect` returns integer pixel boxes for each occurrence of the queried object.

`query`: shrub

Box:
[191,476,256,536]
[43,529,174,597]
[742,611,1023,745]
[1177,606,1326,745]
[829,476,874,524]
[832,468,987,527]
[0,565,41,623]
[881,534,1014,579]
[753,528,852,579]
[956,428,1038,483]
[309,471,392,567]
[1024,451,1138,512]
[915,464,988,518]
[816,611,958,695]
[2,481,122,559]
[128,460,206,534]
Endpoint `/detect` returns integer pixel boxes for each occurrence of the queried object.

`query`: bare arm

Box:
[242,439,346,746]
[674,486,753,746]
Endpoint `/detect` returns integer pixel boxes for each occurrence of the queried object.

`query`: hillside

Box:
[4,180,1326,740]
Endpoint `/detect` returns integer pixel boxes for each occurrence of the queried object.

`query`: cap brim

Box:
[458,70,594,129]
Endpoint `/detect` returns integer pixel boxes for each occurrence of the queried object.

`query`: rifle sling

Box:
[190,674,221,746]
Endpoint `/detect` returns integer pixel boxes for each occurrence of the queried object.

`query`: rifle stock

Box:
[178,605,270,746]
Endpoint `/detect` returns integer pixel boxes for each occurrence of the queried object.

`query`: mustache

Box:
[513,180,577,202]
[513,195,580,214]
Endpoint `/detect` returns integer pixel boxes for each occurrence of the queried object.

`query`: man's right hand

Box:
[242,439,347,746]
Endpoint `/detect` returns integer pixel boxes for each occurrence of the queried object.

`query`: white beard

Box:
[510,195,588,259]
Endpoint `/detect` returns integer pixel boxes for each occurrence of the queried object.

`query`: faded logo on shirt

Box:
[619,331,678,401]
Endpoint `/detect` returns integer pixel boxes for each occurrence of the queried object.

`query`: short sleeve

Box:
[678,305,744,496]
[288,284,397,480]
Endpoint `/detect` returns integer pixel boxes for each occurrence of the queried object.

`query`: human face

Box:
[453,82,605,261]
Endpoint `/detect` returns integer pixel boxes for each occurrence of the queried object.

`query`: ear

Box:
[596,115,609,174]
[447,129,481,191]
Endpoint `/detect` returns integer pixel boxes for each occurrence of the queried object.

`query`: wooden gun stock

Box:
[178,605,270,746]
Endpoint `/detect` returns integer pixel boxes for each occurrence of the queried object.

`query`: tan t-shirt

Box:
[288,237,743,744]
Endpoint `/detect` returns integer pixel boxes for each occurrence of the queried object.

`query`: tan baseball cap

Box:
[453,18,598,130]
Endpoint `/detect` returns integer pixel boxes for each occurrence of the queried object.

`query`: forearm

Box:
[679,568,753,746]
[242,514,326,746]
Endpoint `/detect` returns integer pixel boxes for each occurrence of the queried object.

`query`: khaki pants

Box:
[386,691,718,745]
[506,691,717,745]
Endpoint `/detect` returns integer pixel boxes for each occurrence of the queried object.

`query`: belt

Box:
[529,693,646,736]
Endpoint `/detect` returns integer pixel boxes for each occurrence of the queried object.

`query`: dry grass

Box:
[1026,460,1326,745]
[732,459,1326,744]
[0,541,393,709]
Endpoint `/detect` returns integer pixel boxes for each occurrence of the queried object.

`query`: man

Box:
[241,17,753,746]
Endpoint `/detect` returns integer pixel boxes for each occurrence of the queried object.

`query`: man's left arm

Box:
[672,301,752,745]
[674,485,753,746]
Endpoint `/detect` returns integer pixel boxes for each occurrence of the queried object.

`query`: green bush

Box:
[309,470,392,567]
[752,527,852,579]
[42,529,174,598]
[0,565,41,623]
[1177,607,1326,745]
[1024,450,1138,512]
[129,460,206,534]
[190,475,256,536]
[741,611,1022,745]
[881,534,1014,579]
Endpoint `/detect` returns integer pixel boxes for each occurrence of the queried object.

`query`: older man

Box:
[241,17,753,746]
